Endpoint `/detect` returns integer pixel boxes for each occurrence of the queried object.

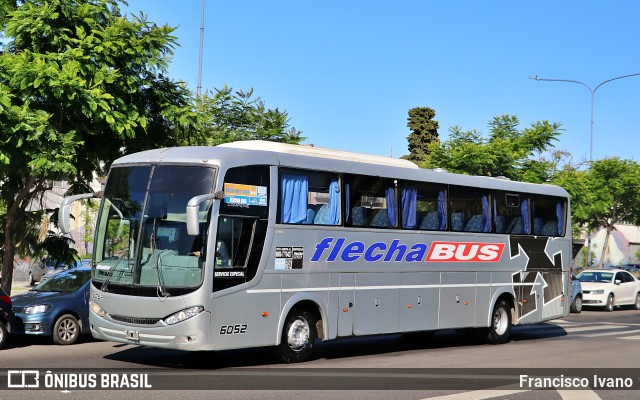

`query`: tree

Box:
[405,107,439,162]
[567,158,640,268]
[186,86,304,146]
[422,115,563,181]
[0,0,193,294]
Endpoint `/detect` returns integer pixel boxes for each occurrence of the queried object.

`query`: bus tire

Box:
[277,309,317,363]
[478,299,512,345]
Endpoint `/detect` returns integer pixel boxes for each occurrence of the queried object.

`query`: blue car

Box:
[12,267,91,345]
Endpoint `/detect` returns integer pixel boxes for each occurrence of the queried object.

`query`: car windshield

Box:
[31,269,91,293]
[576,271,613,283]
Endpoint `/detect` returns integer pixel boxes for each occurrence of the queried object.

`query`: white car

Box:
[577,269,640,311]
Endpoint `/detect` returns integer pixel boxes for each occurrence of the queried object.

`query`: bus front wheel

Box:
[476,299,512,345]
[277,309,317,363]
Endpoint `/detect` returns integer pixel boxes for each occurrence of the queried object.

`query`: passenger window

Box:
[494,192,530,235]
[532,195,566,236]
[278,168,340,225]
[400,181,447,230]
[449,186,491,233]
[344,175,397,228]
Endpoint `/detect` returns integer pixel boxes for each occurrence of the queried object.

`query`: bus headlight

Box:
[164,306,205,325]
[89,299,106,317]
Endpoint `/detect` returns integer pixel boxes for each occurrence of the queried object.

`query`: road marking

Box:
[579,329,640,338]
[419,384,528,400]
[558,389,602,400]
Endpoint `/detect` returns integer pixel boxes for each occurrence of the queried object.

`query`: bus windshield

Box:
[93,165,215,294]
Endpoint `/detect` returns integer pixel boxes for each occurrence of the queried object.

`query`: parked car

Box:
[27,258,67,285]
[570,273,583,313]
[12,267,91,345]
[0,287,15,349]
[37,259,92,284]
[577,268,640,311]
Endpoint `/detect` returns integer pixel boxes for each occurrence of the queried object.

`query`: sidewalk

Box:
[11,278,31,295]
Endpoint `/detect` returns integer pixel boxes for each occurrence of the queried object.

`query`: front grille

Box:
[109,314,161,325]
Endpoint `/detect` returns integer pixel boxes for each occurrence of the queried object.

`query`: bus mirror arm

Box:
[59,192,103,234]
[186,191,224,236]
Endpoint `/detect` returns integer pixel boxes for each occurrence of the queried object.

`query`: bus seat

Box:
[451,212,465,231]
[369,209,389,227]
[541,220,558,236]
[533,218,543,235]
[464,215,484,232]
[313,204,331,225]
[420,211,440,230]
[495,214,506,233]
[351,206,368,226]
[304,208,316,224]
[507,217,524,234]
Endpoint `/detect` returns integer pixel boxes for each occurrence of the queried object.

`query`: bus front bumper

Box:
[89,308,213,351]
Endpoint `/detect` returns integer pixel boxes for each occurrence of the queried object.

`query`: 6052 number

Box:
[219,324,247,335]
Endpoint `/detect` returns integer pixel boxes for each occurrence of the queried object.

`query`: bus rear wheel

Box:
[277,309,317,363]
[476,299,512,345]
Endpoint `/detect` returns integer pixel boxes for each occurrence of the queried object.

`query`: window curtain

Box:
[482,195,490,232]
[521,198,530,234]
[556,202,564,236]
[385,186,397,227]
[328,178,340,225]
[401,186,417,229]
[280,174,308,223]
[438,190,447,230]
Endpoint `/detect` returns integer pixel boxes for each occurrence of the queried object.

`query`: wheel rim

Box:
[636,295,640,309]
[493,307,508,336]
[0,324,4,343]
[575,297,582,312]
[286,317,310,351]
[57,318,78,343]
[607,295,614,310]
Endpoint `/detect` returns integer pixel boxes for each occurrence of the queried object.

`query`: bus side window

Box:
[278,169,340,226]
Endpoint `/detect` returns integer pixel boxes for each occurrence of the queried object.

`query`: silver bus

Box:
[60,141,572,362]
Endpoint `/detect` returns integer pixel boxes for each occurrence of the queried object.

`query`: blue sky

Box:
[125,1,640,162]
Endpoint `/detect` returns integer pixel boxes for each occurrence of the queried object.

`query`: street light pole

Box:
[529,72,640,267]
[529,73,640,161]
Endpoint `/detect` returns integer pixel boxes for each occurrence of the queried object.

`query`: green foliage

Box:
[36,232,78,267]
[405,107,439,162]
[422,115,563,182]
[572,158,640,232]
[187,86,304,146]
[0,0,193,292]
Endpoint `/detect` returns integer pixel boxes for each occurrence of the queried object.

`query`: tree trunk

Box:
[1,175,37,295]
[598,227,612,269]
[1,213,16,295]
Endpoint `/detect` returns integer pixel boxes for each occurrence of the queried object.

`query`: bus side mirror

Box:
[59,192,102,234]
[186,191,224,235]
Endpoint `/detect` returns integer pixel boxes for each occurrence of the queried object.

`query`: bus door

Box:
[513,269,542,323]
[336,273,354,337]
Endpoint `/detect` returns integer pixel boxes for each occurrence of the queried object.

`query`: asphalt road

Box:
[2,305,640,400]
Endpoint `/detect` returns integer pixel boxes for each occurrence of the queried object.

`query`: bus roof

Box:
[112,141,569,198]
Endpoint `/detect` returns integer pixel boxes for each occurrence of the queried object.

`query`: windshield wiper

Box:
[150,218,170,298]
[100,248,130,293]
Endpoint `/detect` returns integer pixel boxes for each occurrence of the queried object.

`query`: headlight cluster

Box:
[591,289,605,295]
[163,306,204,325]
[89,299,106,317]
[23,304,51,314]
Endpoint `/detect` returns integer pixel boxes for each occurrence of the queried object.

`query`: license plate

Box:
[125,329,139,342]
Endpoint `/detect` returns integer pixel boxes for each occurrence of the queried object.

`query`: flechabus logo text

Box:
[310,238,505,263]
